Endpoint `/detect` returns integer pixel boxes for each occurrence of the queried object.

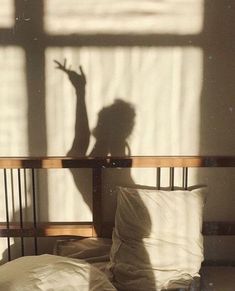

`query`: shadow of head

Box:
[92,99,136,149]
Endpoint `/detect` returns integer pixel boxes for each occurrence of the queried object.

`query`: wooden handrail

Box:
[0,221,235,237]
[0,222,94,238]
[0,156,235,169]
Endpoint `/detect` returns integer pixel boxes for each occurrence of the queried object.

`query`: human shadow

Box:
[54,60,157,290]
[54,59,136,216]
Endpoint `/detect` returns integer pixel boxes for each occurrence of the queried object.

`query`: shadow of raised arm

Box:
[54,59,90,156]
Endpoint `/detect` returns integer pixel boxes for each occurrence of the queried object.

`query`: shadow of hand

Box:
[54,59,86,90]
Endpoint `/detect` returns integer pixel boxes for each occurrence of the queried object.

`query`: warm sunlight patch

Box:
[44,0,204,35]
[46,46,203,156]
[0,47,28,156]
[0,0,14,28]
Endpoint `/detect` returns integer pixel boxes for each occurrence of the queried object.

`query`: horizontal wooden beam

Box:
[45,34,202,47]
[0,221,235,238]
[103,221,235,237]
[202,260,235,267]
[202,221,235,236]
[0,222,94,238]
[0,156,235,169]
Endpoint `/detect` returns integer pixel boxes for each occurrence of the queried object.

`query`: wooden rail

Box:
[0,221,235,238]
[0,222,94,238]
[0,156,235,168]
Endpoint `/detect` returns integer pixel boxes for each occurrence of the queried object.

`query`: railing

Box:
[0,156,235,262]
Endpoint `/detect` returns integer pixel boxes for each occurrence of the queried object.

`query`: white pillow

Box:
[0,254,116,291]
[108,187,206,291]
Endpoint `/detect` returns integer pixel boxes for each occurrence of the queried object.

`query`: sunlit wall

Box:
[46,47,203,156]
[0,0,14,28]
[0,47,28,156]
[45,0,204,35]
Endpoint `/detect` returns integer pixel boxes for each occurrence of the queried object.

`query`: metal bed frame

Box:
[0,156,235,264]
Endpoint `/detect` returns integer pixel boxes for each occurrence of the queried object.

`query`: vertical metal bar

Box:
[3,169,11,261]
[32,169,38,255]
[92,167,102,237]
[10,169,15,217]
[182,167,188,190]
[18,169,24,256]
[156,168,161,190]
[170,167,174,190]
[23,169,28,219]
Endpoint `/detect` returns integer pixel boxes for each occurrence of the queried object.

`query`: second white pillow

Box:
[108,187,206,290]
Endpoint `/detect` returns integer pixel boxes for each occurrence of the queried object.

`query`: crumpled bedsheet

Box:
[0,254,116,291]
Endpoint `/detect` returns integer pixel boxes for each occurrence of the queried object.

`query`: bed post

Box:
[92,167,102,237]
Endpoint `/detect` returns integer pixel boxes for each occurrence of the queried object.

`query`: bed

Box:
[0,156,234,290]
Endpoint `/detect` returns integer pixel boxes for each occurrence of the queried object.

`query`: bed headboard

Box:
[0,156,235,264]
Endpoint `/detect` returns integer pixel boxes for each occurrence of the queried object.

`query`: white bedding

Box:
[3,239,232,291]
[54,237,112,273]
[54,237,112,262]
[0,254,116,291]
[55,237,199,290]
[54,238,235,291]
